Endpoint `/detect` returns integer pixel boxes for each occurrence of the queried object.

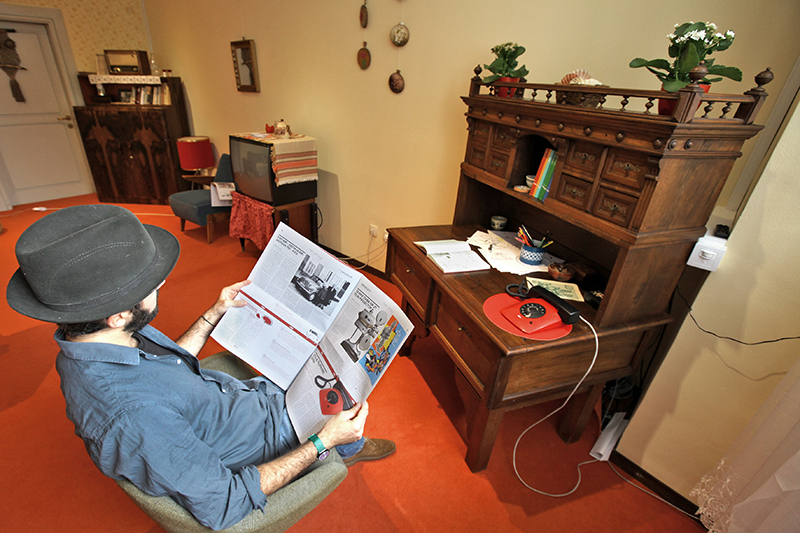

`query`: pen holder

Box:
[519,242,545,265]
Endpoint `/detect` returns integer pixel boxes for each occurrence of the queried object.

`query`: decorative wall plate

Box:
[389,70,404,93]
[357,42,371,70]
[390,23,409,47]
[360,2,368,28]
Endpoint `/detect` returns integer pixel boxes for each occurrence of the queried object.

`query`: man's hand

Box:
[317,401,369,449]
[176,280,252,356]
[204,280,252,325]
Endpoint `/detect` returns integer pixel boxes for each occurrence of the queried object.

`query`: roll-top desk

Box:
[387,69,772,472]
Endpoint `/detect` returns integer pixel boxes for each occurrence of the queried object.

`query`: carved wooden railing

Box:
[468,65,773,126]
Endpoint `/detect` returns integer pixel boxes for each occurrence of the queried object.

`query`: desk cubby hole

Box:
[508,134,555,189]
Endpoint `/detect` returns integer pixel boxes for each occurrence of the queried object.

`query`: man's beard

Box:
[124,293,159,333]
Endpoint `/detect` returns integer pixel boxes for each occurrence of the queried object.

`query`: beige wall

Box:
[7,0,149,71]
[618,98,800,498]
[139,0,800,266]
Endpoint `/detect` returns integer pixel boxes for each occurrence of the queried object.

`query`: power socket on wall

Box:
[687,235,727,271]
[369,224,378,238]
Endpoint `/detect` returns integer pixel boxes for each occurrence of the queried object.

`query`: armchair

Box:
[115,351,348,533]
[169,154,235,243]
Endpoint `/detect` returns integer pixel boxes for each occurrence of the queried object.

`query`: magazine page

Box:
[285,276,413,440]
[211,223,359,389]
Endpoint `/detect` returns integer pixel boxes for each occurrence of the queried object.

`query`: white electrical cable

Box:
[513,315,599,497]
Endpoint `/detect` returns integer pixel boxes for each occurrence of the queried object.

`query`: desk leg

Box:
[557,383,603,444]
[465,403,504,472]
[399,300,427,357]
[455,368,503,472]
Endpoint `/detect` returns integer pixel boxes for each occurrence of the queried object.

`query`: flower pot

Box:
[496,77,519,98]
[658,83,710,116]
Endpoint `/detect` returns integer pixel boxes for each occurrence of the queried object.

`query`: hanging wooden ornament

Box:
[389,70,404,93]
[390,23,410,47]
[360,1,368,28]
[357,42,371,70]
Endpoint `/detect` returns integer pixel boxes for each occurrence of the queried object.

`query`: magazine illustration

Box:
[211,223,413,440]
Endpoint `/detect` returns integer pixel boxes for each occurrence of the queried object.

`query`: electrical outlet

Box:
[687,235,727,271]
[369,224,378,238]
[383,232,389,243]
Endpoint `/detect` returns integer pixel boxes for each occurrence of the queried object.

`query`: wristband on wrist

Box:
[201,315,217,327]
[308,433,329,461]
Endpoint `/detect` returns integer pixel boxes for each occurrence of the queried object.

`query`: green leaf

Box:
[706,65,742,82]
[676,45,700,78]
[630,58,671,70]
[482,74,501,84]
[662,79,688,92]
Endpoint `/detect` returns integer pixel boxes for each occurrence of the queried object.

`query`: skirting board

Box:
[610,451,701,522]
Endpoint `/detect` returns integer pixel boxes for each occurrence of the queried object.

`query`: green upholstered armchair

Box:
[115,352,348,533]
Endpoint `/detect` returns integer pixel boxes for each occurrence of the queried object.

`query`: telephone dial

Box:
[503,283,580,334]
[315,374,355,415]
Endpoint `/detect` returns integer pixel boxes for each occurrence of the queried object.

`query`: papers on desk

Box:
[414,239,491,273]
[210,182,235,206]
[466,230,562,275]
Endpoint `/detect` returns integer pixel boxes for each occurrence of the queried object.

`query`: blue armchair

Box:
[169,153,235,243]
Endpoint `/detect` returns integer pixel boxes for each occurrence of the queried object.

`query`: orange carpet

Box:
[0,194,705,532]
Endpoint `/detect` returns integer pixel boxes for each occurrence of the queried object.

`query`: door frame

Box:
[0,3,87,211]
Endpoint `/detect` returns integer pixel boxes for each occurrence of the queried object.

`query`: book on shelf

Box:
[413,239,491,273]
[531,149,556,202]
[211,223,413,442]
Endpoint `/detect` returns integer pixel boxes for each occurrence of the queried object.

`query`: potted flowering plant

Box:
[483,42,529,97]
[630,21,743,92]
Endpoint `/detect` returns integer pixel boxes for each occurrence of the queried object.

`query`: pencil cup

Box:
[519,242,545,265]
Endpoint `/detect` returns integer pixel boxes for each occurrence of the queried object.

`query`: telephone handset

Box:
[502,284,580,334]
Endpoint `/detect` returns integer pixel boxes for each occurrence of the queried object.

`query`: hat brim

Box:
[6,224,180,323]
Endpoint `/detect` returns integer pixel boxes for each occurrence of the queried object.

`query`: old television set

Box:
[229,135,317,206]
[229,135,319,242]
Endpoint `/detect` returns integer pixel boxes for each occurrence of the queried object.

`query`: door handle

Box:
[57,115,72,121]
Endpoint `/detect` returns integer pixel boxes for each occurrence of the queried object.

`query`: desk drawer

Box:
[592,187,638,228]
[601,150,652,193]
[433,290,497,392]
[555,173,593,210]
[391,244,432,320]
[466,142,488,169]
[563,141,605,179]
[487,150,511,179]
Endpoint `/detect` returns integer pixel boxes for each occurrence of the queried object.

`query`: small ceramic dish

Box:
[514,185,531,193]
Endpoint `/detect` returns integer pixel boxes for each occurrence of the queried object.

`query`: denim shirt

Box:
[55,325,291,530]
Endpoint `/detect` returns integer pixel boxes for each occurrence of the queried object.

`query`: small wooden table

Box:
[386,225,668,472]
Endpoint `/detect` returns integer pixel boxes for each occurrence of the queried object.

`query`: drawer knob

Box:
[456,322,471,337]
[405,267,414,275]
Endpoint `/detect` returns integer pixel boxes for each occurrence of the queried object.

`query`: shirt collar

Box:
[54,325,180,365]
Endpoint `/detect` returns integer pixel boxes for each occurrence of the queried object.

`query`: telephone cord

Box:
[512,315,599,497]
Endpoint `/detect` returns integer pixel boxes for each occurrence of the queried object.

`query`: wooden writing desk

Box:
[386,72,768,471]
[387,224,667,472]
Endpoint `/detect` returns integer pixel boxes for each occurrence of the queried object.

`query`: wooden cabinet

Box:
[74,76,191,204]
[386,71,772,471]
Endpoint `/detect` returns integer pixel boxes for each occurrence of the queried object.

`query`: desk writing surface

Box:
[389,224,597,353]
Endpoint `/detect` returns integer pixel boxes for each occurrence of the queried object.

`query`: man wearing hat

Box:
[7,205,395,530]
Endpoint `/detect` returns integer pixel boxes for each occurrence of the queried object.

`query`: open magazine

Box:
[211,223,413,441]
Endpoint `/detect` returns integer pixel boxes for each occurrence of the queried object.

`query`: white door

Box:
[0,20,94,208]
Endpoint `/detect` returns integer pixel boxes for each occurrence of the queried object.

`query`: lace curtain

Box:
[691,355,800,532]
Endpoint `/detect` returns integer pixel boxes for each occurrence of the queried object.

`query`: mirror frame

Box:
[231,39,260,93]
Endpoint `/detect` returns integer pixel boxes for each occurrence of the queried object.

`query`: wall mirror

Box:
[231,39,260,92]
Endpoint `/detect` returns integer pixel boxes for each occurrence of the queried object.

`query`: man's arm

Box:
[176,280,251,356]
[257,401,369,495]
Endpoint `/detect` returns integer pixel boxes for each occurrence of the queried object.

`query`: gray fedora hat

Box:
[6,204,180,323]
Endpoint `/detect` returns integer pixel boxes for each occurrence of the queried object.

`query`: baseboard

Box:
[318,243,388,281]
[610,452,701,522]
